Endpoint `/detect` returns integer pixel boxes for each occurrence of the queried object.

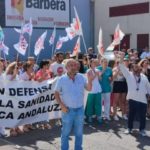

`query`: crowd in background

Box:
[0,46,150,137]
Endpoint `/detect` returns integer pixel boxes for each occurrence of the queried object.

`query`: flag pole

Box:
[81,34,88,54]
[3,51,6,62]
[16,52,19,62]
[28,35,31,57]
[80,23,88,54]
[52,43,55,58]
[50,25,56,58]
[53,47,57,57]
[36,54,40,65]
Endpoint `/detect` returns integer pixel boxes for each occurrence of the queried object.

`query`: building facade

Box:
[0,0,92,61]
[94,0,150,51]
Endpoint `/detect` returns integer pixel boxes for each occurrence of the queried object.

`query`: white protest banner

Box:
[0,78,61,127]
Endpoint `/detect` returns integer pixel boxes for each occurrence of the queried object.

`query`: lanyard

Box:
[134,75,141,91]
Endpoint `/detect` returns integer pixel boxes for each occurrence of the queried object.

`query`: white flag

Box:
[65,26,76,40]
[113,24,125,45]
[72,37,81,56]
[55,37,63,50]
[55,36,69,50]
[14,18,33,36]
[14,34,28,55]
[65,7,82,40]
[34,31,47,56]
[14,28,22,33]
[59,36,69,42]
[106,24,125,51]
[73,7,82,36]
[0,41,9,55]
[49,26,56,45]
[97,28,104,56]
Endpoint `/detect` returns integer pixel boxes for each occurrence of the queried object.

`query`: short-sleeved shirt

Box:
[54,73,87,108]
[50,62,66,76]
[35,69,51,81]
[97,66,112,93]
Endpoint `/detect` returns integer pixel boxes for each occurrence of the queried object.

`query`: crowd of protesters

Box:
[0,46,150,141]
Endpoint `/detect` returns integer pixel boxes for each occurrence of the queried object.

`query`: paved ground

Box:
[0,118,150,150]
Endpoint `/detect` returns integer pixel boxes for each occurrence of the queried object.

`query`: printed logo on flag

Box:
[11,0,24,15]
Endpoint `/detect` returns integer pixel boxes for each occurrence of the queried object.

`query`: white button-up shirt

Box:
[119,63,150,104]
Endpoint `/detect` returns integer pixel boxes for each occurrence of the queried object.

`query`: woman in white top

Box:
[85,59,102,123]
[5,62,23,136]
[0,61,6,137]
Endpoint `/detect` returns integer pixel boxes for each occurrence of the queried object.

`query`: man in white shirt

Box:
[115,51,150,136]
[50,52,66,77]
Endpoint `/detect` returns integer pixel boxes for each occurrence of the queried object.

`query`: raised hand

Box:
[114,51,125,63]
[87,70,95,82]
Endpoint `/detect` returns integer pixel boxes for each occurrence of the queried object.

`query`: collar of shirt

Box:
[66,73,77,81]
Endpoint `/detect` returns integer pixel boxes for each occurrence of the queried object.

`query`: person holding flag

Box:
[116,51,150,136]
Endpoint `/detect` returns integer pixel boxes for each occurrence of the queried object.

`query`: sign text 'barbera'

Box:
[26,0,66,11]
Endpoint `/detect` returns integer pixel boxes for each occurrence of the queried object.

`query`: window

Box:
[109,2,149,17]
[137,34,149,50]
[111,34,130,50]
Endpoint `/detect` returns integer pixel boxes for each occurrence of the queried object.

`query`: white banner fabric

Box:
[0,78,62,127]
